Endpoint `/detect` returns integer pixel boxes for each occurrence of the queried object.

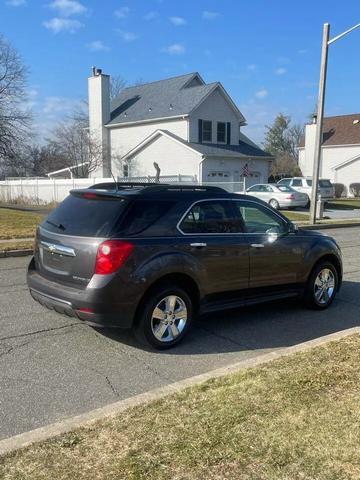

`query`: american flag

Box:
[242,163,250,177]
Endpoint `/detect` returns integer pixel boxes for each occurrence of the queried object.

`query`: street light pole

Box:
[310,22,360,224]
[309,23,330,224]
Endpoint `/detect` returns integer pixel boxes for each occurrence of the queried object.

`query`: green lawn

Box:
[2,334,360,479]
[327,199,360,210]
[280,210,309,221]
[0,208,44,239]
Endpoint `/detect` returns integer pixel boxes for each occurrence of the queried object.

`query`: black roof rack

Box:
[89,182,227,194]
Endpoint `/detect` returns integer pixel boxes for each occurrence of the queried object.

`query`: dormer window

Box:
[217,122,226,143]
[202,120,212,142]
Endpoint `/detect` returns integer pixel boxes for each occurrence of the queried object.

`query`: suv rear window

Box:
[319,180,332,188]
[42,194,126,237]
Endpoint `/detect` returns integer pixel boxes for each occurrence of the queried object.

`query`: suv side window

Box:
[291,179,302,187]
[235,201,288,234]
[179,200,244,234]
[117,200,175,235]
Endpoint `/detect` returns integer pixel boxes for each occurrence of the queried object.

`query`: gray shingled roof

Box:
[125,129,270,159]
[188,140,271,158]
[108,73,221,125]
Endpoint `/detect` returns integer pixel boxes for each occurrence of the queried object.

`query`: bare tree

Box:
[110,75,127,101]
[0,34,32,160]
[48,118,103,177]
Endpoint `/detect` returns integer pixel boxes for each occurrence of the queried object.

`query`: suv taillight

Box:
[95,240,134,275]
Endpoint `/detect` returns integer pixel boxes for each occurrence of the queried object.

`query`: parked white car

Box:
[245,183,309,210]
[277,177,334,202]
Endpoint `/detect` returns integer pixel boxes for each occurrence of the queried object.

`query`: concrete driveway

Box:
[0,227,359,441]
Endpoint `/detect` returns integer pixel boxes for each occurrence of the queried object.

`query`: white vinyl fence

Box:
[0,175,245,205]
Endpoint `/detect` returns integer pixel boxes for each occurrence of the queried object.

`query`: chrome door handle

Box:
[190,243,207,248]
[250,243,264,248]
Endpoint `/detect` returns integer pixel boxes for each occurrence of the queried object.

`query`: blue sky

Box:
[1,0,360,144]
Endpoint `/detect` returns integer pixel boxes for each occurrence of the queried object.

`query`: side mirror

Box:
[288,222,298,234]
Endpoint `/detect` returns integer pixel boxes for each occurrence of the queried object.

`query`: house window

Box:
[202,120,212,142]
[217,122,226,143]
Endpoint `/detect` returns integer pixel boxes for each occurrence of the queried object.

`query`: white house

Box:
[298,113,360,195]
[88,68,272,187]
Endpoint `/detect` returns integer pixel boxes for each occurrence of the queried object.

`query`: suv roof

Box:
[74,182,247,200]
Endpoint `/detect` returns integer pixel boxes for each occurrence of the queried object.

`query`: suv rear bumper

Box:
[27,258,136,329]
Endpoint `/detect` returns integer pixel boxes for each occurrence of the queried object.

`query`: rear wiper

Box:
[45,219,66,231]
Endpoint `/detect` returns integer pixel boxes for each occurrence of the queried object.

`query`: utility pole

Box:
[309,23,330,225]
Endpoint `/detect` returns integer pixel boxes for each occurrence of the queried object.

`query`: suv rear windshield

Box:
[319,180,332,188]
[42,194,126,237]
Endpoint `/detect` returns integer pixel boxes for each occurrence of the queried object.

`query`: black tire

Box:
[305,197,310,209]
[303,261,338,310]
[133,285,193,349]
[269,198,280,210]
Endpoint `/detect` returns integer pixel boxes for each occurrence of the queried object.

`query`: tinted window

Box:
[292,179,302,187]
[118,200,175,235]
[277,185,292,192]
[217,122,226,142]
[319,180,332,188]
[278,179,291,186]
[235,201,288,234]
[247,185,260,192]
[43,194,126,237]
[202,120,212,142]
[306,179,313,186]
[180,201,243,234]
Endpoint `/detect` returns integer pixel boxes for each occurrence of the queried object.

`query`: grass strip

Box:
[2,334,360,479]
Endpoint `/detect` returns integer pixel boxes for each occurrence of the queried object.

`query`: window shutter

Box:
[226,122,231,144]
[198,119,203,143]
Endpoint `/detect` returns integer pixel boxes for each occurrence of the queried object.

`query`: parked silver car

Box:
[245,183,309,209]
[277,177,334,202]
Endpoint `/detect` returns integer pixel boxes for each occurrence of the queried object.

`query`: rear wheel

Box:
[133,285,193,349]
[269,198,280,210]
[305,196,310,209]
[303,261,338,309]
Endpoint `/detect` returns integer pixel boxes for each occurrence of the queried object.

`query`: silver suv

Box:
[277,177,334,204]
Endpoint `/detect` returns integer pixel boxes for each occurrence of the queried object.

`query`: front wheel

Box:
[303,261,338,309]
[269,198,280,210]
[133,285,193,349]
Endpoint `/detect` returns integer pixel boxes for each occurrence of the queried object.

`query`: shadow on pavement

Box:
[98,280,360,355]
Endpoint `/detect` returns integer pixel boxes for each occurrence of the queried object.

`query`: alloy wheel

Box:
[151,295,188,343]
[314,268,335,305]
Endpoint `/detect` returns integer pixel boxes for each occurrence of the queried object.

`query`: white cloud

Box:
[247,64,256,71]
[6,0,27,6]
[169,16,187,26]
[275,67,287,75]
[143,11,158,21]
[162,43,185,55]
[255,89,268,99]
[202,11,220,20]
[298,49,308,54]
[43,17,83,33]
[117,30,138,42]
[49,0,87,17]
[42,96,78,115]
[114,6,130,19]
[87,40,110,52]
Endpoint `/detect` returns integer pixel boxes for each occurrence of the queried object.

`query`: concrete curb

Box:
[1,326,359,457]
[0,249,33,258]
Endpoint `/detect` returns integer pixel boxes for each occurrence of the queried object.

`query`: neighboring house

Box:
[298,113,360,195]
[88,68,272,187]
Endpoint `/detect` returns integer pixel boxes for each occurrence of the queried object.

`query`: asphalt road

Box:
[1,227,360,441]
